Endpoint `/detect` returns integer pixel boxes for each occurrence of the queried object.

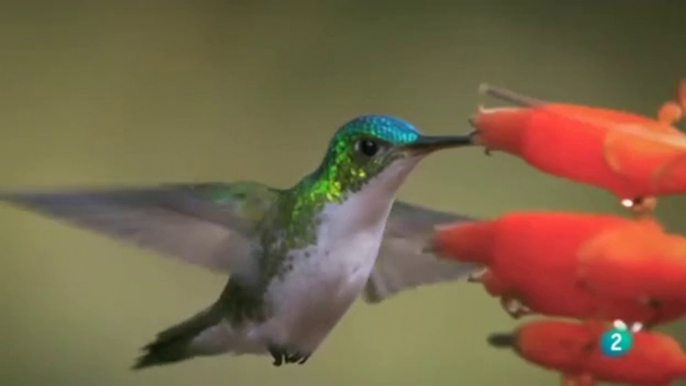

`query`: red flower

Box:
[489,319,686,386]
[433,212,686,325]
[578,219,686,308]
[469,82,686,207]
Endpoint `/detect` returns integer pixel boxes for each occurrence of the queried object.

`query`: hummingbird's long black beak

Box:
[401,134,474,155]
[487,332,517,349]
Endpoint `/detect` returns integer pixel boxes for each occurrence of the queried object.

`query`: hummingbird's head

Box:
[315,115,472,198]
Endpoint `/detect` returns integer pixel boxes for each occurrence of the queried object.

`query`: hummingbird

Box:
[1,115,477,368]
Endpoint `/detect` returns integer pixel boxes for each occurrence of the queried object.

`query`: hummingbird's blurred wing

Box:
[364,201,480,303]
[0,183,271,273]
[2,182,478,294]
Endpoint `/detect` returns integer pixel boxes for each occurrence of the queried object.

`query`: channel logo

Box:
[600,320,641,357]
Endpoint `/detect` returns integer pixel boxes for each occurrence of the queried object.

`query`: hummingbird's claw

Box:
[268,346,284,367]
[298,355,310,365]
[285,351,310,365]
[268,345,311,367]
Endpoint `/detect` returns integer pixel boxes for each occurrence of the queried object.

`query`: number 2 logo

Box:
[610,332,622,351]
[600,321,634,357]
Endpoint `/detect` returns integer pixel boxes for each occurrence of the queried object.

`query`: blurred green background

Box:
[1,1,685,385]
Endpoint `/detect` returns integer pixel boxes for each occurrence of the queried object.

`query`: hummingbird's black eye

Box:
[355,139,380,157]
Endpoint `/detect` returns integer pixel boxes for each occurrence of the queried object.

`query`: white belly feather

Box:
[256,205,389,352]
[254,157,422,353]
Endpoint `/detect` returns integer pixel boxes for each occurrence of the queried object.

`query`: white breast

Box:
[253,157,423,353]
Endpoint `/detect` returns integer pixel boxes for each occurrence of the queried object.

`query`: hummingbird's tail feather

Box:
[132,303,262,370]
[132,305,223,370]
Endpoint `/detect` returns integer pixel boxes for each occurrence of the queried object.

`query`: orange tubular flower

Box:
[433,212,686,325]
[488,320,686,386]
[469,82,686,207]
[577,221,686,307]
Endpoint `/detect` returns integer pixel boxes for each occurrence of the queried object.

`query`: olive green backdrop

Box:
[1,1,685,385]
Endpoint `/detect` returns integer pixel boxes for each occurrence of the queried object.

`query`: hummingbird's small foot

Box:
[268,345,311,366]
[297,355,310,365]
[268,346,284,367]
[285,351,310,365]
